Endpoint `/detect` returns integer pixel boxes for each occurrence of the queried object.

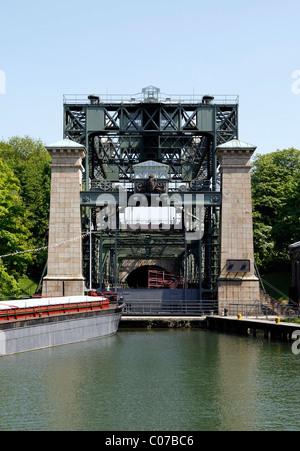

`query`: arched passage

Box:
[126,265,174,289]
[119,259,180,285]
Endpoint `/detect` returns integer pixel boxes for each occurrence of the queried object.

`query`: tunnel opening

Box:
[126,265,176,289]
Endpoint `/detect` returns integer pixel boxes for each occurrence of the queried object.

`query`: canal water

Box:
[0,328,299,431]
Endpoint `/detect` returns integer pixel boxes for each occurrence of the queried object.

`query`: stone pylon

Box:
[216,139,260,313]
[42,139,86,297]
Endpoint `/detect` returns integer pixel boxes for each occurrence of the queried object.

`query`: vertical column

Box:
[216,139,260,313]
[42,139,86,297]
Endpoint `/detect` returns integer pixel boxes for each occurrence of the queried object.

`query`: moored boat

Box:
[0,294,124,356]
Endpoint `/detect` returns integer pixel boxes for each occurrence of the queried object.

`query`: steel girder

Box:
[63,91,238,296]
[80,191,221,207]
[64,98,238,183]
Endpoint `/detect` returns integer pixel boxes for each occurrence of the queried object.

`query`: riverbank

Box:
[120,316,207,329]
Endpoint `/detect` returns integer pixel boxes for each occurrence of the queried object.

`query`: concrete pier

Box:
[206,316,300,342]
[120,314,300,343]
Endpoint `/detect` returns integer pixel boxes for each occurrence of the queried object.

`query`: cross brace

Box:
[80,191,221,207]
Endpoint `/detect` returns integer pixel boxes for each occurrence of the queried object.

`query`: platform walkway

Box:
[120,314,300,342]
[206,315,300,341]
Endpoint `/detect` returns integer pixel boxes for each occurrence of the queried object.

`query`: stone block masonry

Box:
[42,139,86,297]
[216,139,260,313]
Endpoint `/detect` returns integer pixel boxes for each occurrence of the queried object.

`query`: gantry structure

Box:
[63,86,239,300]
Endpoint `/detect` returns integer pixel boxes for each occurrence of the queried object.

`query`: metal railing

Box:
[63,93,239,106]
[0,295,18,302]
[224,302,264,318]
[123,300,218,316]
[122,299,298,318]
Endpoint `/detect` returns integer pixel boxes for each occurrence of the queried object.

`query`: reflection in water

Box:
[216,336,261,430]
[0,330,299,431]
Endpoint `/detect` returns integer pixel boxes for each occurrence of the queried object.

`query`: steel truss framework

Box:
[63,88,238,299]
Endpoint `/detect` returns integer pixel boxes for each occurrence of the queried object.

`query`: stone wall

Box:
[42,141,86,297]
[216,140,260,313]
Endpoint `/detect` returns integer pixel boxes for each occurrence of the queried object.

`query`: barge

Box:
[0,293,124,356]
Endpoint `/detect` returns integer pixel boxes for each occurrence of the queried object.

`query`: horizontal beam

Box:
[80,191,221,207]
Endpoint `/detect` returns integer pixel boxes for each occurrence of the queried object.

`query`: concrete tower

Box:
[216,139,260,312]
[42,139,86,297]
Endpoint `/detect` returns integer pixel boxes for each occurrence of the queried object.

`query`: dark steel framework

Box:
[63,87,239,300]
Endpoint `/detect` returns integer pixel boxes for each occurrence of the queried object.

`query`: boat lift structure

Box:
[63,87,239,303]
[42,86,260,313]
[64,86,238,299]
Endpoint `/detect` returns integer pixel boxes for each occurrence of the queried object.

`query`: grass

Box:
[261,271,292,301]
[0,276,37,301]
[17,276,38,297]
[284,318,300,324]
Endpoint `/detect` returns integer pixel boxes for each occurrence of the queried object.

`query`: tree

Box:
[0,137,51,296]
[0,137,51,283]
[0,158,31,297]
[0,262,20,299]
[251,148,300,271]
[0,136,51,246]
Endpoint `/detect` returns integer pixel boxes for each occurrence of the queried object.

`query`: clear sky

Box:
[0,0,300,155]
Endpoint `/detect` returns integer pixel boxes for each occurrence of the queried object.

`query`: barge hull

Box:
[0,307,123,356]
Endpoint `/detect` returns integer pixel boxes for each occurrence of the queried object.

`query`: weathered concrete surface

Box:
[216,140,260,312]
[120,315,207,328]
[42,140,86,297]
[206,315,300,341]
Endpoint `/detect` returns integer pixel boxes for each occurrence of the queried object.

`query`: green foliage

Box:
[0,136,299,297]
[0,136,51,246]
[284,318,300,324]
[252,148,300,271]
[0,158,29,297]
[0,261,21,299]
[0,136,51,297]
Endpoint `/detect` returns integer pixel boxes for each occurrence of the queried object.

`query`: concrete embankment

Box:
[206,316,300,342]
[120,315,300,342]
[120,316,207,329]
